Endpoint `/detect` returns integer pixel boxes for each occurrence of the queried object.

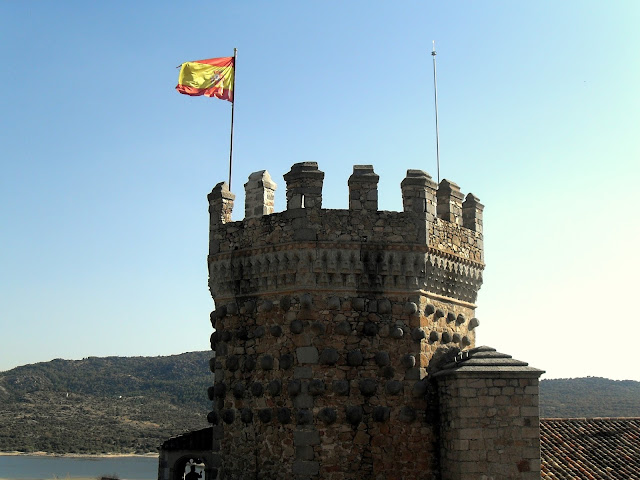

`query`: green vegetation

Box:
[0,352,212,454]
[540,377,640,418]
[1,352,638,455]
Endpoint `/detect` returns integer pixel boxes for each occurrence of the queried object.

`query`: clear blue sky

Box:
[1,1,638,380]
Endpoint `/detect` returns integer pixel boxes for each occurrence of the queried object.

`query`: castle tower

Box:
[202,162,496,479]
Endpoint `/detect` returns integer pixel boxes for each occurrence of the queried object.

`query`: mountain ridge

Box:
[1,352,639,454]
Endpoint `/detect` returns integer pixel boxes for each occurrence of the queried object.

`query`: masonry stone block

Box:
[297,347,319,364]
[332,380,350,396]
[296,446,315,461]
[347,349,364,366]
[240,408,253,424]
[335,321,352,335]
[296,409,314,425]
[374,351,390,367]
[308,379,325,396]
[258,408,272,423]
[260,354,274,370]
[390,326,404,339]
[280,353,294,370]
[359,378,378,396]
[250,382,263,397]
[221,409,235,424]
[292,460,320,475]
[318,407,337,425]
[277,407,291,424]
[266,379,281,397]
[294,430,320,447]
[411,328,426,342]
[294,366,313,379]
[207,410,219,424]
[319,348,339,365]
[402,354,416,368]
[346,406,363,425]
[385,380,403,395]
[373,406,391,422]
[363,321,379,336]
[288,379,302,397]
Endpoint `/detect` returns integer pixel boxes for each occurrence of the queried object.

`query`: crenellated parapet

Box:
[208,163,484,305]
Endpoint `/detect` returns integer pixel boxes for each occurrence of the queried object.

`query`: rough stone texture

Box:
[158,163,541,480]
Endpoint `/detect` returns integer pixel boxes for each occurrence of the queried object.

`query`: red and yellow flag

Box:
[176,57,234,102]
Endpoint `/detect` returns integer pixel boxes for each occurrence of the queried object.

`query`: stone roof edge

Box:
[433,365,544,378]
[432,345,545,378]
[541,417,640,421]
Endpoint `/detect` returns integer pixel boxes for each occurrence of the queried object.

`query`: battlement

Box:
[208,163,484,304]
[210,162,483,232]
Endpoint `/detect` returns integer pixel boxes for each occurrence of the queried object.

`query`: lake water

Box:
[0,455,158,480]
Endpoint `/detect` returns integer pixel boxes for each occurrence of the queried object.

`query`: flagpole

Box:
[431,41,441,184]
[228,47,237,190]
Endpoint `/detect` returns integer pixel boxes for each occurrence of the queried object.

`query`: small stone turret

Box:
[435,346,543,480]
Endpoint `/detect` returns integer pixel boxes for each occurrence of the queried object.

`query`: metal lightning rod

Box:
[431,40,441,183]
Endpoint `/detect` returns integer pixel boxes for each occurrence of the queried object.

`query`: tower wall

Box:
[206,163,485,479]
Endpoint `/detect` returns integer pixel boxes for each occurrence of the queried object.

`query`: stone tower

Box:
[198,163,541,480]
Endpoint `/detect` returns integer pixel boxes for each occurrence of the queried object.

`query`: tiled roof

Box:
[541,418,640,479]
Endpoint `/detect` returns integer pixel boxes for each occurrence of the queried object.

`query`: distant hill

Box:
[0,351,213,454]
[1,352,638,455]
[540,377,640,418]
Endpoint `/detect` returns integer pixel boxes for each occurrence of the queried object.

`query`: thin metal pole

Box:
[431,41,440,183]
[228,48,237,190]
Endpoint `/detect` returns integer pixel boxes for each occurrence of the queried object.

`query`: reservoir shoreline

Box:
[0,451,158,458]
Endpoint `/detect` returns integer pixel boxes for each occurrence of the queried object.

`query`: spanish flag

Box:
[176,57,234,102]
